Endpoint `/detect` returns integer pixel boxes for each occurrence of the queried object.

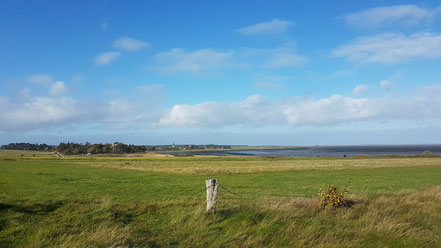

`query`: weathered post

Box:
[206,178,218,213]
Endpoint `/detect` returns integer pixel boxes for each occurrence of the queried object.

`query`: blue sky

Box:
[1,0,441,145]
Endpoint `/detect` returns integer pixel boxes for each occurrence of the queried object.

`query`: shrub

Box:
[318,184,351,209]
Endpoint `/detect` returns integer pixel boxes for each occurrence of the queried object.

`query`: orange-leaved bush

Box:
[318,184,351,209]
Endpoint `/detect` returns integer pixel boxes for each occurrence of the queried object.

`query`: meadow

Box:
[1,150,441,247]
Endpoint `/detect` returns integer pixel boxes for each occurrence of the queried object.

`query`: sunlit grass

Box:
[1,150,440,247]
[73,155,441,175]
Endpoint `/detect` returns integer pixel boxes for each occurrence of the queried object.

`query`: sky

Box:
[1,0,441,145]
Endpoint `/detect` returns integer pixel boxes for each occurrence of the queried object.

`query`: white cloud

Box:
[101,88,166,130]
[241,47,307,68]
[105,99,153,127]
[95,51,121,65]
[150,46,306,73]
[332,32,441,63]
[4,82,441,132]
[158,86,441,128]
[283,95,376,125]
[237,19,294,35]
[352,85,368,95]
[0,96,91,131]
[254,82,282,89]
[153,48,234,73]
[380,80,392,90]
[27,73,53,86]
[49,81,70,96]
[265,48,307,68]
[344,5,440,29]
[158,95,284,128]
[113,37,149,51]
[18,88,32,99]
[0,85,165,132]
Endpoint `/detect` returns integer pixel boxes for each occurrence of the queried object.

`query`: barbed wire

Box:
[218,184,242,197]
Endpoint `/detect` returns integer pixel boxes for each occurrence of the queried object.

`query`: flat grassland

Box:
[1,150,441,247]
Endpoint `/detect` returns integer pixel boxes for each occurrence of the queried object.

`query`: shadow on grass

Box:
[210,204,268,225]
[214,208,237,219]
[0,201,63,215]
[344,199,356,208]
[0,218,6,232]
[111,210,135,224]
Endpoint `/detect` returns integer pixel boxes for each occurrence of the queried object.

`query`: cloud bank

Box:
[0,96,94,131]
[0,83,166,132]
[237,19,294,35]
[113,37,149,51]
[49,81,70,96]
[352,85,368,95]
[344,5,440,28]
[158,86,441,128]
[2,85,441,132]
[333,32,441,63]
[95,52,121,65]
[153,48,234,73]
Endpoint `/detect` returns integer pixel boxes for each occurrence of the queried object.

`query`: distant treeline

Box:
[1,142,231,155]
[1,143,55,151]
[56,142,149,155]
[56,142,231,155]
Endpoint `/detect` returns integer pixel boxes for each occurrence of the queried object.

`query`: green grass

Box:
[0,149,54,157]
[1,151,441,247]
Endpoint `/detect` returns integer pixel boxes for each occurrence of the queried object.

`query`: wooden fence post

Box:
[206,178,218,213]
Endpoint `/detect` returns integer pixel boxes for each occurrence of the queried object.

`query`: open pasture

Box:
[1,151,441,247]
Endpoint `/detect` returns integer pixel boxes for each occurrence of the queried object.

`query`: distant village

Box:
[1,142,232,155]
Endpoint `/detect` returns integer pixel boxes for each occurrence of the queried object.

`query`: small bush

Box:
[318,184,351,209]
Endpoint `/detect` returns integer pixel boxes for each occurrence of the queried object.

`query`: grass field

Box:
[1,150,441,247]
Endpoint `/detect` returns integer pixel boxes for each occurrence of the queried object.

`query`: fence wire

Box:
[218,184,243,197]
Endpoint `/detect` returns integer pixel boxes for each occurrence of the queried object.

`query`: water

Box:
[165,145,441,157]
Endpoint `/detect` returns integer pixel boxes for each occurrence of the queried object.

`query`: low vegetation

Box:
[318,183,352,209]
[1,150,440,247]
[1,142,233,156]
[0,143,54,151]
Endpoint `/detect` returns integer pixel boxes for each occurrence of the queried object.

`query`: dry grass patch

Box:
[72,156,441,175]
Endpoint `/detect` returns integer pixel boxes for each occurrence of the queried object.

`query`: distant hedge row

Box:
[2,142,231,155]
[56,142,150,155]
[1,143,54,151]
